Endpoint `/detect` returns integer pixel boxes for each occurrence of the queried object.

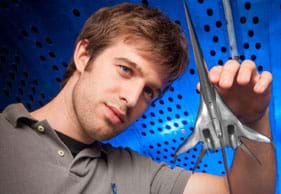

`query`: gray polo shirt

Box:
[0,104,191,194]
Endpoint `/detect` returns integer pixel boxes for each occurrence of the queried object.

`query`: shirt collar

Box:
[2,103,38,128]
[2,103,114,155]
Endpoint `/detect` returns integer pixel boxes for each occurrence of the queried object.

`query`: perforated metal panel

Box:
[0,0,280,193]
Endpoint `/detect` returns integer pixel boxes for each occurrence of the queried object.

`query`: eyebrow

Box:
[115,57,144,76]
[115,57,162,97]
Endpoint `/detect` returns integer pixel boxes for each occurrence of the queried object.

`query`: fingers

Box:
[253,71,272,93]
[209,65,223,84]
[237,60,258,85]
[209,60,271,89]
[209,60,240,89]
[218,60,240,88]
[204,60,272,93]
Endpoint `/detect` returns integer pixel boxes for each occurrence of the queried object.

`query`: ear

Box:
[73,40,91,73]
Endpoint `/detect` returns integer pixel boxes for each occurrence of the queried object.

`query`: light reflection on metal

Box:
[175,1,271,194]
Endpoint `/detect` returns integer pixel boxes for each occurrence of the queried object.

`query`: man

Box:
[0,3,276,194]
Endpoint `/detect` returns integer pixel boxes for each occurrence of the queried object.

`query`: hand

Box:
[205,60,272,125]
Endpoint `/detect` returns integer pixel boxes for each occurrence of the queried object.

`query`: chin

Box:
[90,128,121,141]
[94,133,116,141]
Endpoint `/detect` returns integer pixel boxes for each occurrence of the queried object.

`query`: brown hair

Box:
[61,3,188,87]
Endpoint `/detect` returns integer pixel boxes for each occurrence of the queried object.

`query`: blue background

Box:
[0,0,280,193]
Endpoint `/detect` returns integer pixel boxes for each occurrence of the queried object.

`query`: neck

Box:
[31,73,95,144]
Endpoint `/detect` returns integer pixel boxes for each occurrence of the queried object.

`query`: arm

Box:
[183,60,276,194]
[230,109,276,194]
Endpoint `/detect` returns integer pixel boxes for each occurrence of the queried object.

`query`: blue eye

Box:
[119,65,132,76]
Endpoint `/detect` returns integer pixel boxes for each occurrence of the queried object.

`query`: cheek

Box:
[89,68,121,94]
[130,101,149,121]
[82,72,112,97]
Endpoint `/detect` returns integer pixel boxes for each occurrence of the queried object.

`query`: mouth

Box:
[104,103,126,124]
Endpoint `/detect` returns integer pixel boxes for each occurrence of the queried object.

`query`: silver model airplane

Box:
[175,1,271,193]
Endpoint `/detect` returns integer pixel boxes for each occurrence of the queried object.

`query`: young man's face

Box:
[72,39,168,141]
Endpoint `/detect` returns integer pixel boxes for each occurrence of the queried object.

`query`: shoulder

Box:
[101,142,189,176]
[101,143,152,165]
[102,144,191,194]
[100,143,163,175]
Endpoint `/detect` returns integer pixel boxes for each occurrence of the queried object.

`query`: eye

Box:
[144,86,154,101]
[118,65,132,77]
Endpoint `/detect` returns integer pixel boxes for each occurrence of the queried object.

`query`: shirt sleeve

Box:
[107,146,191,194]
[149,161,191,194]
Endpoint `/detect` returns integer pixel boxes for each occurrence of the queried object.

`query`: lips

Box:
[105,103,126,124]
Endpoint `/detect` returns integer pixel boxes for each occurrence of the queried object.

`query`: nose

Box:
[119,80,144,108]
